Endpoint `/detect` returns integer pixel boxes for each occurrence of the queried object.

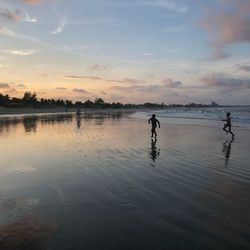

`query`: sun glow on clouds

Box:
[4,50,36,56]
[51,18,67,34]
[199,0,250,60]
[0,0,250,104]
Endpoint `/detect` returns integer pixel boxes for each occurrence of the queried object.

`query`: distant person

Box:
[148,114,160,138]
[76,108,81,117]
[222,112,235,138]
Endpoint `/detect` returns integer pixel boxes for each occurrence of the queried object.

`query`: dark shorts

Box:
[224,124,231,129]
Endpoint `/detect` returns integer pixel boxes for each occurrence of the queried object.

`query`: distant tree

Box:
[84,100,94,108]
[22,91,37,106]
[11,97,22,103]
[94,98,105,108]
[0,94,10,106]
[65,100,73,107]
[75,101,83,107]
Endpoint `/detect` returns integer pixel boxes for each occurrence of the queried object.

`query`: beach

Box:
[0,111,250,249]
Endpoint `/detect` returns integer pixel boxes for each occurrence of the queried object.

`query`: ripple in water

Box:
[0,112,250,249]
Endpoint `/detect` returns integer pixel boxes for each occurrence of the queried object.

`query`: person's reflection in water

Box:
[23,116,39,133]
[149,138,160,165]
[76,117,81,129]
[222,138,234,166]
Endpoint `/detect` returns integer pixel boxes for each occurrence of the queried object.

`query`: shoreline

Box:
[0,107,138,116]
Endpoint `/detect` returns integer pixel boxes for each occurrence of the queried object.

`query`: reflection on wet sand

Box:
[149,138,160,164]
[0,111,126,134]
[76,117,81,129]
[1,112,249,249]
[222,138,234,166]
[23,116,39,133]
[0,214,57,250]
[0,114,74,134]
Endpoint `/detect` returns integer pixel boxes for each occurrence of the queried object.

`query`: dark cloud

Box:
[200,73,250,91]
[72,88,89,94]
[161,78,182,88]
[88,64,107,71]
[238,65,250,72]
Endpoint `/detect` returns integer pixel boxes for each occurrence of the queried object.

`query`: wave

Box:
[133,107,250,125]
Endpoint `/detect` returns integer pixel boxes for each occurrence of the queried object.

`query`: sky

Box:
[0,0,250,105]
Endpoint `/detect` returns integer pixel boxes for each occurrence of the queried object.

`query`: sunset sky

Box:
[0,0,250,104]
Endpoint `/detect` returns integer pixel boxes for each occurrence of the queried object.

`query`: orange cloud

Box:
[199,0,250,60]
[19,0,42,4]
[65,75,145,84]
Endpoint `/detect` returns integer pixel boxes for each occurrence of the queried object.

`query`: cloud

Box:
[88,64,107,71]
[72,88,89,94]
[141,52,153,56]
[199,0,250,60]
[18,0,42,4]
[238,65,250,72]
[16,83,27,88]
[100,90,107,95]
[162,25,187,33]
[4,49,35,56]
[141,0,189,13]
[161,78,182,88]
[0,83,26,94]
[0,7,22,22]
[0,83,11,89]
[66,75,102,81]
[200,73,250,91]
[56,87,67,90]
[0,25,78,55]
[109,78,183,94]
[23,12,37,22]
[51,18,67,34]
[0,7,37,23]
[65,75,145,84]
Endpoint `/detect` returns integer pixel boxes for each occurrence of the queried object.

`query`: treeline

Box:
[0,92,220,109]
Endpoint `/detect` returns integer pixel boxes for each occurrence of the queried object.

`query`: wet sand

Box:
[0,107,134,116]
[0,112,250,249]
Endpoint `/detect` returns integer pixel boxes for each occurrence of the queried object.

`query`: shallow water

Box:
[134,106,250,125]
[0,112,250,249]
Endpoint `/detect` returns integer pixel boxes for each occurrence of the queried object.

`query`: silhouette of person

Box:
[222,112,235,138]
[148,114,160,138]
[222,138,234,166]
[76,108,81,117]
[149,138,160,162]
